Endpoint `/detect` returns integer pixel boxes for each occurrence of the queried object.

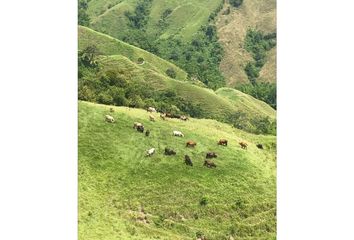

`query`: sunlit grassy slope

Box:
[87,0,223,41]
[93,53,275,129]
[79,26,188,81]
[79,101,276,240]
[216,0,276,86]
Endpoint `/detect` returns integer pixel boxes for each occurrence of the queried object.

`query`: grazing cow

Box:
[165,113,173,118]
[137,125,144,133]
[160,113,166,120]
[147,107,157,113]
[239,142,248,149]
[186,141,197,148]
[256,144,264,149]
[218,139,228,146]
[173,130,184,137]
[180,115,188,121]
[164,148,176,155]
[206,152,217,159]
[109,107,114,113]
[149,115,155,122]
[184,155,193,166]
[146,148,155,157]
[145,130,150,137]
[173,114,181,119]
[204,160,216,168]
[133,122,143,129]
[105,115,115,123]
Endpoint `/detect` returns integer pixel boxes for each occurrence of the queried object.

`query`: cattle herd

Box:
[104,107,265,168]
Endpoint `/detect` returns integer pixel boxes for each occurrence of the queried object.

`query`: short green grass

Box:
[79,101,276,239]
[78,26,188,81]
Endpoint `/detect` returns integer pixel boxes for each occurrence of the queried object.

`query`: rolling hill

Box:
[216,0,276,86]
[87,0,224,41]
[79,26,275,134]
[79,101,276,240]
[79,26,188,81]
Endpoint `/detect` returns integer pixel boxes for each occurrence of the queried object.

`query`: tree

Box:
[230,0,243,8]
[166,68,177,79]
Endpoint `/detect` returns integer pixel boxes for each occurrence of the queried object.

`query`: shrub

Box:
[230,0,243,8]
[200,196,208,206]
[137,57,144,64]
[166,68,177,78]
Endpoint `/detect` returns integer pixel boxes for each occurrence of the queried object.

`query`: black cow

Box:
[204,160,216,168]
[206,152,217,159]
[184,155,193,166]
[256,144,264,149]
[145,130,150,136]
[137,125,144,133]
[164,148,176,155]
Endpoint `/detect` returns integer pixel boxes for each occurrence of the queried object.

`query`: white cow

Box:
[147,107,157,113]
[173,130,184,137]
[146,148,155,157]
[105,115,115,123]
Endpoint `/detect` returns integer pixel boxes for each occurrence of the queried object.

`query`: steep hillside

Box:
[79,26,188,81]
[79,101,276,240]
[79,49,276,134]
[216,0,276,86]
[82,0,226,89]
[87,0,223,41]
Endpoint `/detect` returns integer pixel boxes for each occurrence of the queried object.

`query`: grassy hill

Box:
[216,0,276,86]
[79,26,188,81]
[87,0,223,41]
[79,101,276,240]
[79,45,275,134]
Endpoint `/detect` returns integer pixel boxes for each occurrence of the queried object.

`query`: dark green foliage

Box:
[238,83,277,109]
[137,57,144,64]
[78,45,100,68]
[243,29,276,84]
[78,0,90,26]
[230,0,243,8]
[118,4,225,90]
[124,0,153,29]
[165,68,177,79]
[251,116,276,135]
[200,196,208,206]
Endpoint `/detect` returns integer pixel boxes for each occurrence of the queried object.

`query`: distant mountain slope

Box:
[79,26,188,81]
[79,101,276,239]
[87,0,223,41]
[216,0,276,86]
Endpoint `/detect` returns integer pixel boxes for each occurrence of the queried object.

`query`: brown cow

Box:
[218,139,228,146]
[239,142,248,149]
[206,152,217,159]
[184,155,193,166]
[186,141,197,148]
[204,160,216,168]
[109,107,114,113]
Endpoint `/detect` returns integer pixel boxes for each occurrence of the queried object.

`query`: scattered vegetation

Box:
[124,0,153,29]
[165,68,176,79]
[78,0,90,26]
[230,0,244,8]
[243,29,276,84]
[238,83,277,109]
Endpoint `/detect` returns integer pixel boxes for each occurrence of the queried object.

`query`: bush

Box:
[137,57,144,64]
[200,196,208,206]
[166,68,177,78]
[230,0,243,8]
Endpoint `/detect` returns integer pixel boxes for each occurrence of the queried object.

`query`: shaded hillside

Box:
[79,101,276,240]
[216,0,276,86]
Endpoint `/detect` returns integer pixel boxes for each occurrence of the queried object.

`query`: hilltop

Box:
[79,101,276,240]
